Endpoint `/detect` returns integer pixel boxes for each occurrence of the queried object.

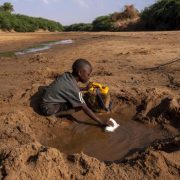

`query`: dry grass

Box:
[111,5,139,21]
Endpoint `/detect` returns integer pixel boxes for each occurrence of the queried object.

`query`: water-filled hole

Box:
[40,108,164,162]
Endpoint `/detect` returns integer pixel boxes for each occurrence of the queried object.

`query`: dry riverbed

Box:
[0,31,179,179]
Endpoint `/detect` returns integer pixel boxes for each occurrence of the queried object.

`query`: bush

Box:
[0,12,13,30]
[141,0,180,30]
[64,23,93,31]
[92,15,113,31]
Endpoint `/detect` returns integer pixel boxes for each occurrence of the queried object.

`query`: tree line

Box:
[65,0,180,31]
[0,0,180,32]
[0,2,63,32]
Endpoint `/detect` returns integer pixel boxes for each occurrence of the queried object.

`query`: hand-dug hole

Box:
[40,110,164,162]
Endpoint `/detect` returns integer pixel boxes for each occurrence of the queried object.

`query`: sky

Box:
[0,0,155,25]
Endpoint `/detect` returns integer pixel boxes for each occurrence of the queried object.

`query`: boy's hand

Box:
[80,82,92,91]
[86,81,93,89]
[100,120,113,128]
[106,119,114,127]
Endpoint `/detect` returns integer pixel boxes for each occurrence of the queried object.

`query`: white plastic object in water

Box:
[105,118,120,132]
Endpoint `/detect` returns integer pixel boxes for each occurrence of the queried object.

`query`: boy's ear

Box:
[78,69,82,76]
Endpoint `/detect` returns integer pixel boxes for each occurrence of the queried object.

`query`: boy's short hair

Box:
[72,58,92,76]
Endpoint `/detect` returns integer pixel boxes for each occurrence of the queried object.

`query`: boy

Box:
[40,58,109,126]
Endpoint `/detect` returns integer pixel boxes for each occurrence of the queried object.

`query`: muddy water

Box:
[42,111,163,161]
[15,39,73,55]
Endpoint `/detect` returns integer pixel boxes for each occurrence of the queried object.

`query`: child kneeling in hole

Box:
[40,58,111,127]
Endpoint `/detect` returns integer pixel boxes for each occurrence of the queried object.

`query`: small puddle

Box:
[15,39,73,55]
[41,111,163,162]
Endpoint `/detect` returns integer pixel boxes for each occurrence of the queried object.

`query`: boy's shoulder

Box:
[57,72,73,81]
[55,72,77,86]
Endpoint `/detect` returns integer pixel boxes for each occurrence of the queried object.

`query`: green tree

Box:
[141,0,180,30]
[0,12,13,30]
[0,2,14,13]
[92,15,113,31]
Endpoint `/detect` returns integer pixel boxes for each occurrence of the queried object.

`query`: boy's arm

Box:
[81,103,106,126]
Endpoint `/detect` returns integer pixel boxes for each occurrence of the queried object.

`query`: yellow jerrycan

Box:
[81,82,111,112]
[88,82,109,95]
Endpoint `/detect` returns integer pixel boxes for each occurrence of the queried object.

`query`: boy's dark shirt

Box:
[42,72,85,107]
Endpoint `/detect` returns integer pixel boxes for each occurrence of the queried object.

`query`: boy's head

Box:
[72,58,92,83]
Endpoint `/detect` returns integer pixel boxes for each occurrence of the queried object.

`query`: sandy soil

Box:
[0,31,179,179]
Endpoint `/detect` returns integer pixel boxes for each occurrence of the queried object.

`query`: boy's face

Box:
[78,65,92,83]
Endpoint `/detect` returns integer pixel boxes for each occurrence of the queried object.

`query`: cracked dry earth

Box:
[0,31,179,179]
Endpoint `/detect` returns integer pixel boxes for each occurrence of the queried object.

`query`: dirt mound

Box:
[123,135,180,179]
[0,143,70,179]
[135,88,180,126]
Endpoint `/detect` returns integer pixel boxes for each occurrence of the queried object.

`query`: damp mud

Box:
[0,31,179,179]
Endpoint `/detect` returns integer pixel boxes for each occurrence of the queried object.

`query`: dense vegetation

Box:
[0,0,180,32]
[92,15,113,31]
[141,0,180,30]
[64,23,93,31]
[65,0,180,31]
[0,2,63,32]
[65,5,140,32]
